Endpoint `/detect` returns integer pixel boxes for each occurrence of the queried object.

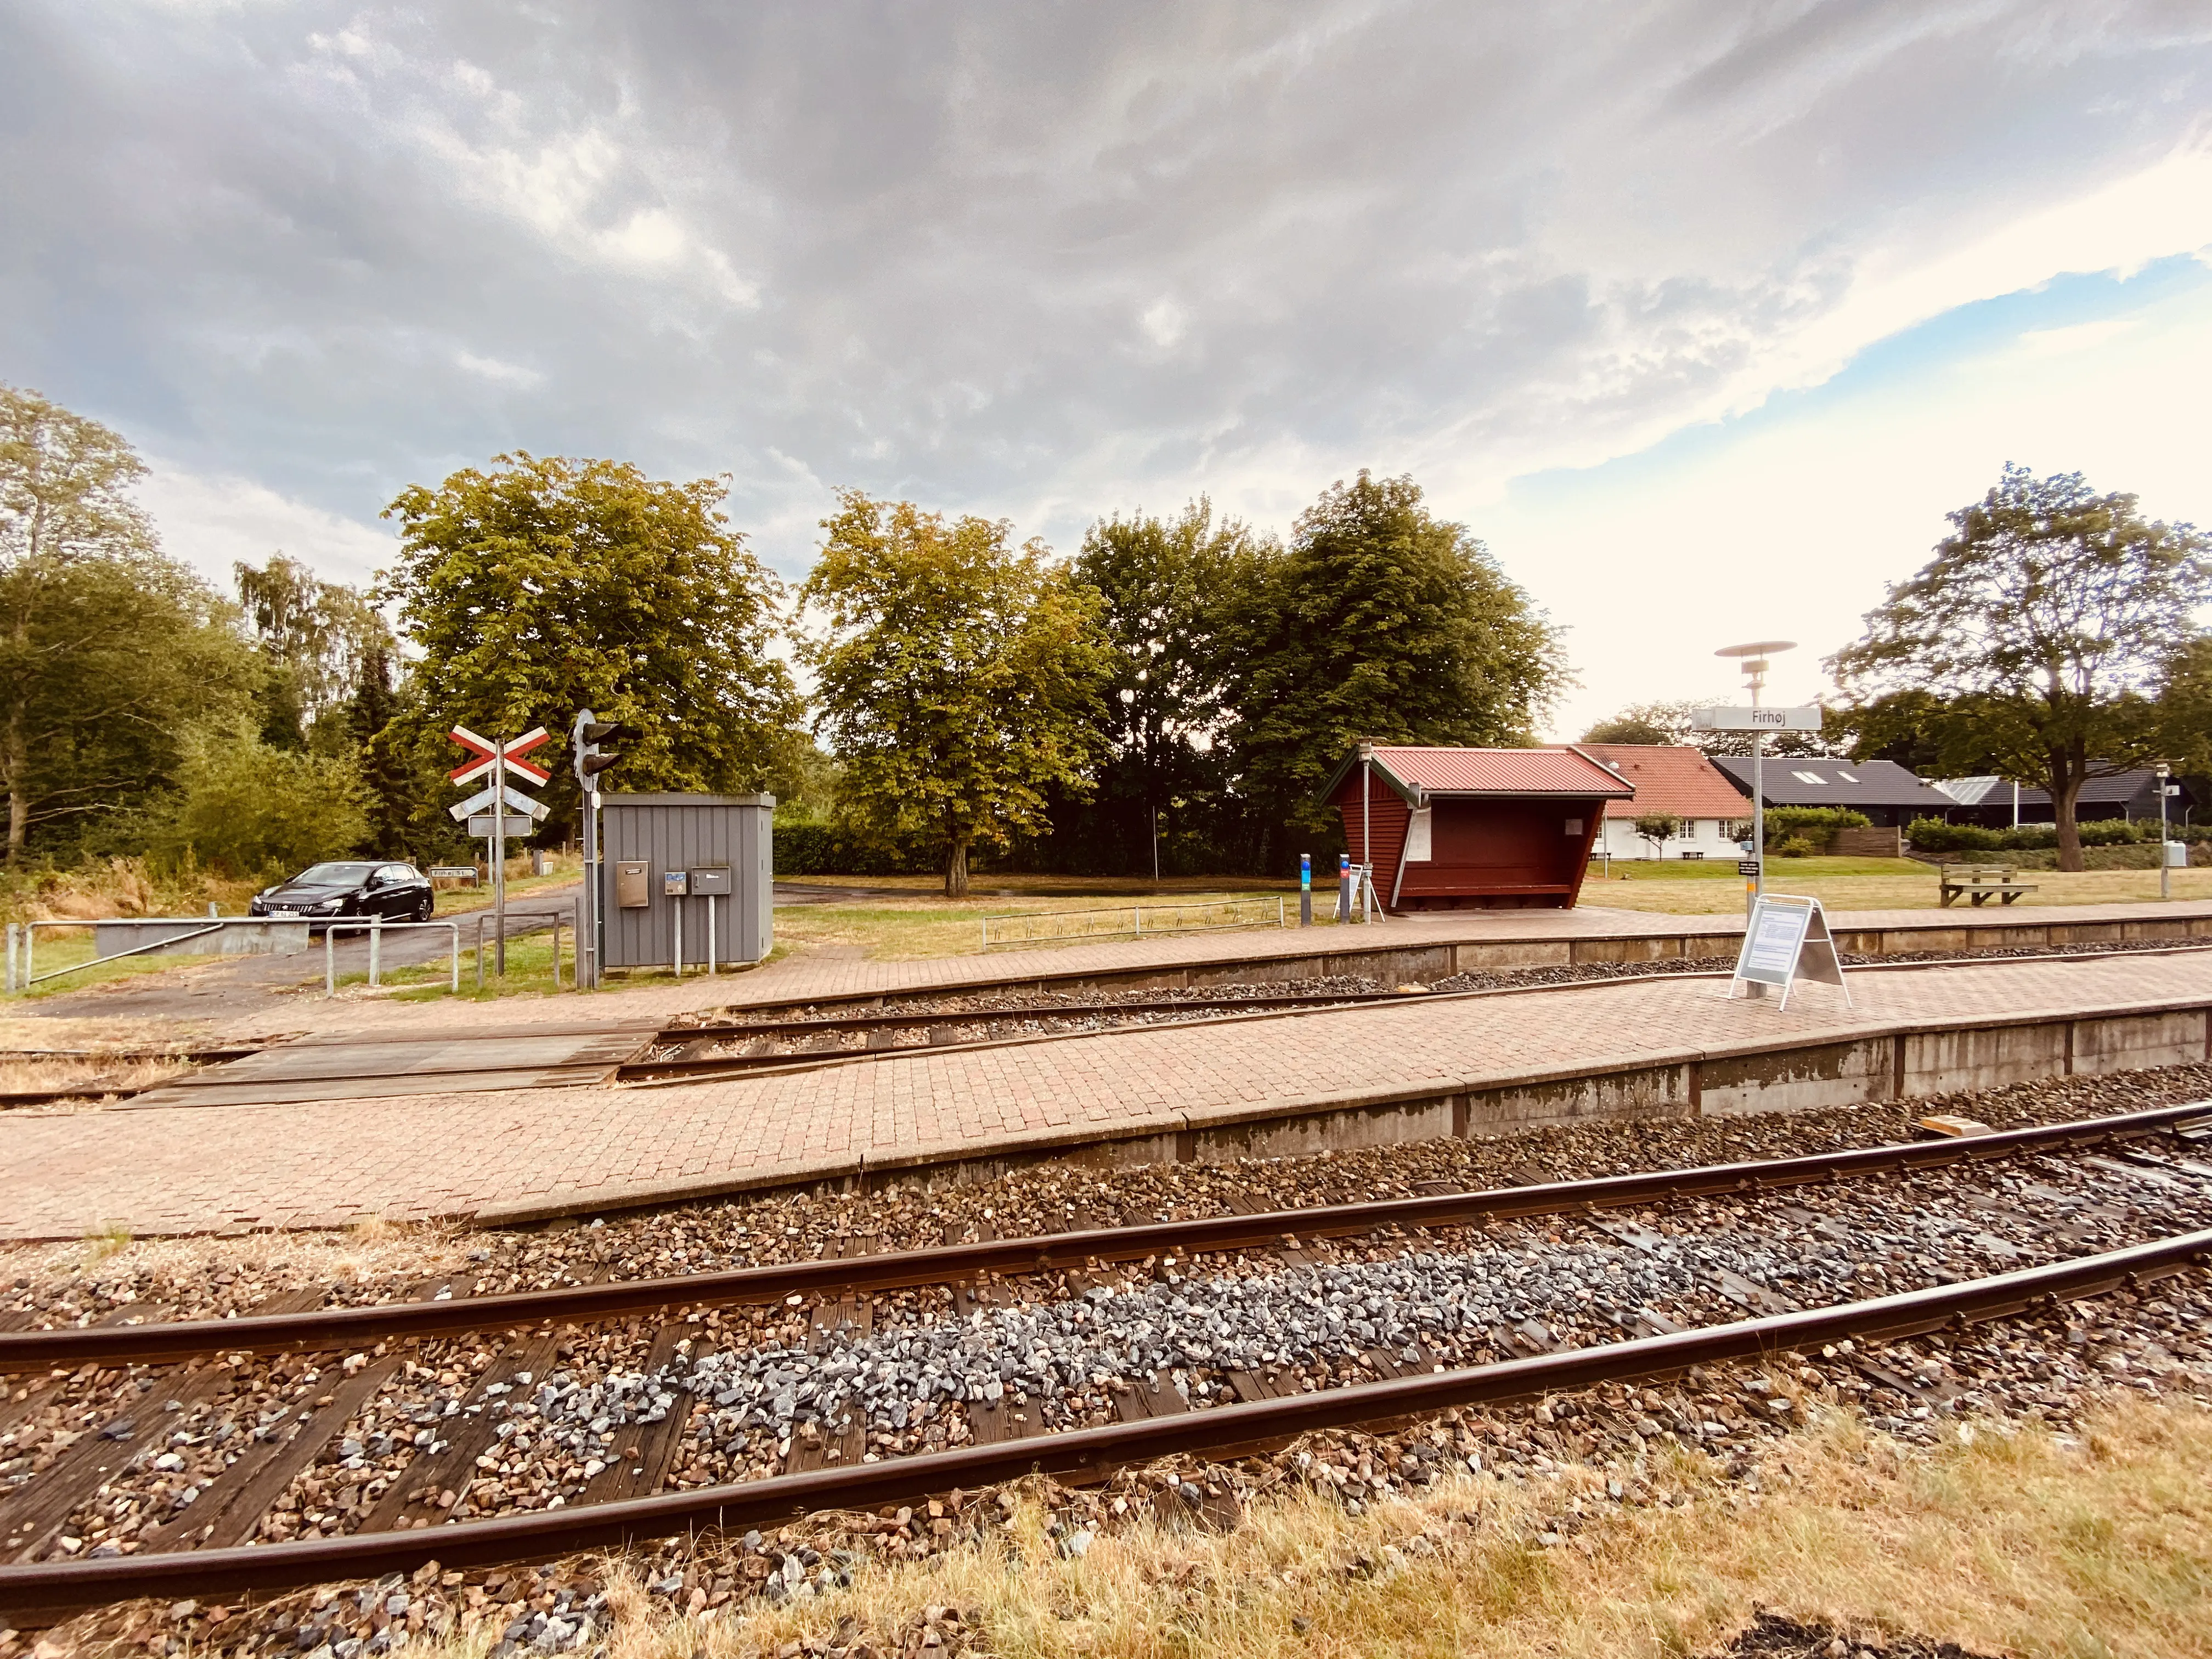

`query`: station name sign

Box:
[1691,705,1824,734]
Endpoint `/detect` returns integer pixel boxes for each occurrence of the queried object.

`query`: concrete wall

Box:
[89,918,312,959]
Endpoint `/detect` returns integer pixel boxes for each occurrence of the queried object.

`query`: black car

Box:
[249,861,436,931]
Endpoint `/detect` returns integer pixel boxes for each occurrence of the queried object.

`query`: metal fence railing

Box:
[3,917,313,994]
[979,895,1286,951]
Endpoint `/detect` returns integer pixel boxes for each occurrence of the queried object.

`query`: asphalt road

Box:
[21,883,585,1022]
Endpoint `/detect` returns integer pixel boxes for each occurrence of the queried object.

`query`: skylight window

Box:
[1791,770,1824,785]
[1835,769,1858,782]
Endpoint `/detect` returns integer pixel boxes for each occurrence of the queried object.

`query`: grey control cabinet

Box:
[596,793,773,969]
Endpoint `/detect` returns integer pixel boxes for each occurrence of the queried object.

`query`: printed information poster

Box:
[1728,894,1851,1009]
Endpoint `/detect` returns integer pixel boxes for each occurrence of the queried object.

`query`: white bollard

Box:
[368,915,382,986]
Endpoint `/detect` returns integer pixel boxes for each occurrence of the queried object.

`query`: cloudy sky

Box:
[5,1,2210,736]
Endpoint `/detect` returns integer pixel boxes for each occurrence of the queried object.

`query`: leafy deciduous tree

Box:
[1071,499,1265,877]
[1830,465,2211,870]
[379,453,806,840]
[234,553,395,749]
[0,384,261,862]
[1220,471,1565,845]
[802,491,1111,896]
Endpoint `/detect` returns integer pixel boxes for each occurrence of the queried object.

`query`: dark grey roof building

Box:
[1709,756,1960,828]
[1929,769,2194,827]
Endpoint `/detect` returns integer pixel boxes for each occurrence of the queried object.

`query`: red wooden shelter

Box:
[1321,744,1633,911]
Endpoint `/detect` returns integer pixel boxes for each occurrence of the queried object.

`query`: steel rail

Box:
[3,1226,2205,1622]
[5,1100,2203,1373]
[667,987,1425,1039]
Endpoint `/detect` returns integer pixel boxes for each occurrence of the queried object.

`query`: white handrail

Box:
[323,919,462,997]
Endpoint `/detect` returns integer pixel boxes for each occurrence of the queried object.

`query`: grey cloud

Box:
[2,0,2207,579]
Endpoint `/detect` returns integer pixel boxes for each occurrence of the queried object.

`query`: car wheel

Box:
[414,896,434,923]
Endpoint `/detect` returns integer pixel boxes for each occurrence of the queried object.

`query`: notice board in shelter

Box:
[597,793,774,968]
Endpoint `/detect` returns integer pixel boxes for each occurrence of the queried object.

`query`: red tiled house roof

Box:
[1575,744,1751,820]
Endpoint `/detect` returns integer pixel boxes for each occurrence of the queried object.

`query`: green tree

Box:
[1220,471,1565,840]
[1830,465,2211,870]
[379,453,805,839]
[234,553,394,750]
[802,491,1111,896]
[1630,811,1680,859]
[147,725,370,877]
[1582,701,1703,746]
[1071,499,1267,877]
[0,384,261,862]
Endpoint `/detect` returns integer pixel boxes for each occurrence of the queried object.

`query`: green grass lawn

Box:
[5,929,228,998]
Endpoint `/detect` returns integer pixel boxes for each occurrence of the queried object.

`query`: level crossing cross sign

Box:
[448,726,551,787]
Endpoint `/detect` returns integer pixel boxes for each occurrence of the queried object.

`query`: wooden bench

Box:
[1939,863,2039,907]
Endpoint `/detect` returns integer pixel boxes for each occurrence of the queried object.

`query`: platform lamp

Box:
[1714,639,1796,923]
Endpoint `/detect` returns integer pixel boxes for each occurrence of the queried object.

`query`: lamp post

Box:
[1714,640,1797,926]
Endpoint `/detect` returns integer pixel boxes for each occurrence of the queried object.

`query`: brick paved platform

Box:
[205,897,2212,1049]
[2,946,2206,1239]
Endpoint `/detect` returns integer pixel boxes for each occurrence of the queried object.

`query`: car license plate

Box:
[272,909,298,917]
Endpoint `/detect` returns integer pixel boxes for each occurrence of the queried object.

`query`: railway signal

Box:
[572,713,639,790]
[572,709,639,989]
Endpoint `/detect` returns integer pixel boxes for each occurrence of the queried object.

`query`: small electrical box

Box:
[690,865,732,896]
[615,861,650,908]
[2166,840,2189,868]
[663,870,690,898]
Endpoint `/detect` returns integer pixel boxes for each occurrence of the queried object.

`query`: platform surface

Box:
[1,945,2205,1239]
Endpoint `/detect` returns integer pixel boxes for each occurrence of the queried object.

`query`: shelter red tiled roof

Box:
[1577,743,1754,820]
[1358,745,1633,799]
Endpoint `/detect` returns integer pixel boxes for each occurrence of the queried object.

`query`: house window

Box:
[1405,806,1432,861]
[1564,818,1583,837]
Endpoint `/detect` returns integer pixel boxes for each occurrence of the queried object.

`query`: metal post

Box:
[1338,853,1351,925]
[706,894,717,976]
[1300,853,1312,927]
[5,923,15,994]
[2159,763,2172,901]
[449,927,460,994]
[476,913,486,990]
[1277,895,1286,929]
[1358,741,1373,871]
[368,914,382,988]
[673,900,684,979]
[325,928,336,997]
[493,733,507,978]
[582,787,599,990]
[1133,904,1142,937]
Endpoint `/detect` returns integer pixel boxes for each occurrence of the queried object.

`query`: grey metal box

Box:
[691,865,732,896]
[598,794,774,968]
[615,861,651,908]
[663,870,690,898]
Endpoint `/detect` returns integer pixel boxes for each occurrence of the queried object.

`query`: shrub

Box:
[774,821,929,877]
[145,731,369,879]
[1759,806,1870,849]
[1770,834,1820,857]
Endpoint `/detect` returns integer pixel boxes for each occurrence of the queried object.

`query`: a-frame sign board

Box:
[1726,893,1852,1010]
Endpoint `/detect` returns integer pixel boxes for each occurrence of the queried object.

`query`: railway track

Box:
[8,938,2209,1104]
[621,938,2212,1085]
[2,1098,2208,1623]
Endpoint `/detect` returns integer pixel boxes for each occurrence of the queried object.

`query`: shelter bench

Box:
[1938,863,2039,907]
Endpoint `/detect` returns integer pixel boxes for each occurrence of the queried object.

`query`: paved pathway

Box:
[2,948,2205,1239]
[204,896,2212,1047]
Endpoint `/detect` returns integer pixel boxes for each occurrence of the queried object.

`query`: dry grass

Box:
[0,1218,479,1301]
[342,1393,2212,1659]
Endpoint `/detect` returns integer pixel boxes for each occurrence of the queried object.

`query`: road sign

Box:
[449,726,552,786]
[467,814,537,839]
[449,725,550,980]
[1692,706,1824,733]
[448,781,550,822]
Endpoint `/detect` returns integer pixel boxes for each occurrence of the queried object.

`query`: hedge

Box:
[1904,816,2204,854]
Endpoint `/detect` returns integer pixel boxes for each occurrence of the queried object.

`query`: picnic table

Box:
[1938,862,2039,907]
